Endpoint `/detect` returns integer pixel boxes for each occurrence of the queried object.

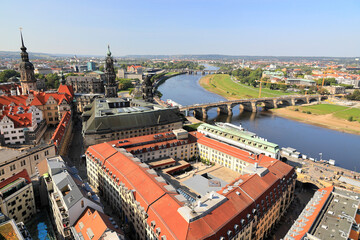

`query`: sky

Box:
[1,0,359,57]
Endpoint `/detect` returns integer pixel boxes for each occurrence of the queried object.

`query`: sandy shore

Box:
[268,107,360,135]
[199,76,360,135]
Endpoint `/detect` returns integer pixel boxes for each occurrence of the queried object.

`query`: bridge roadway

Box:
[179,95,328,119]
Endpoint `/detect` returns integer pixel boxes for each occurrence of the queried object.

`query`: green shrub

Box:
[294,108,299,111]
[348,116,354,121]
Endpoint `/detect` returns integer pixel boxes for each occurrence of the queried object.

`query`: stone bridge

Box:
[167,69,219,75]
[179,95,328,119]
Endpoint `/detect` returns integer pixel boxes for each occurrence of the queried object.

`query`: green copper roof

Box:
[198,123,279,153]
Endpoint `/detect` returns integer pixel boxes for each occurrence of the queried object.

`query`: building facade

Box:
[66,76,104,94]
[0,144,55,181]
[0,170,36,223]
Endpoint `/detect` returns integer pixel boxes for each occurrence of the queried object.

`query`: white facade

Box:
[0,106,41,145]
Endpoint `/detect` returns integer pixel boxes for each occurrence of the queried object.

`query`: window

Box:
[0,169,4,176]
[47,112,52,116]
[44,150,49,156]
[10,164,16,171]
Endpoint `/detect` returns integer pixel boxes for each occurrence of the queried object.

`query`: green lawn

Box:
[333,108,360,122]
[201,74,293,99]
[294,103,360,123]
[298,104,349,115]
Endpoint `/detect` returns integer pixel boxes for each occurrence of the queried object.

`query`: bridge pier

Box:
[217,105,233,115]
[194,109,203,119]
[291,98,296,106]
[273,99,278,108]
[202,108,208,119]
[242,102,257,112]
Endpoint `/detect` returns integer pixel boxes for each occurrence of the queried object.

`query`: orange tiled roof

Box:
[0,105,33,128]
[74,207,124,240]
[50,111,71,147]
[86,131,295,240]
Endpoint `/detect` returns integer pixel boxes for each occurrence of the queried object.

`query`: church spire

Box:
[19,28,29,62]
[107,44,111,56]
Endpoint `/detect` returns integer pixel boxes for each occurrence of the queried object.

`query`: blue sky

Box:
[1,0,359,57]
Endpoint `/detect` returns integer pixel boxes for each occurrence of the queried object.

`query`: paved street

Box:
[67,115,87,180]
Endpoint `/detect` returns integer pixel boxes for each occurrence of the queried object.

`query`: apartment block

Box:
[43,156,103,240]
[0,169,36,223]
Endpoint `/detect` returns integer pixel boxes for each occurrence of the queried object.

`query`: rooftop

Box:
[285,186,360,240]
[82,99,183,134]
[86,131,295,239]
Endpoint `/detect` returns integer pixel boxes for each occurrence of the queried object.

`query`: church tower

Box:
[142,74,154,102]
[104,45,118,98]
[19,30,37,95]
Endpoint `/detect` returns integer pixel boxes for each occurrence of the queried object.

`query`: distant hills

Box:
[0,51,357,62]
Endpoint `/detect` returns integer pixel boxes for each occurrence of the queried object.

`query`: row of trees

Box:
[0,70,20,83]
[35,73,60,89]
[0,70,60,89]
[346,90,360,101]
[231,68,263,87]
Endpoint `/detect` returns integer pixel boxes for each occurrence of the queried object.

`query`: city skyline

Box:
[1,0,360,57]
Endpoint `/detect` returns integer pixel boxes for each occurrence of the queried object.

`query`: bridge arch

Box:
[294,99,307,105]
[308,98,319,103]
[276,99,292,108]
[320,96,328,101]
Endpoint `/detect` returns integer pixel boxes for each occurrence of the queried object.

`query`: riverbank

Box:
[153,72,186,88]
[269,107,360,135]
[199,74,292,99]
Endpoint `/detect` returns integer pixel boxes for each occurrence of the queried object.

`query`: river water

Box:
[158,65,360,172]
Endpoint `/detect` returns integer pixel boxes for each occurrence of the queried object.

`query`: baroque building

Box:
[104,45,118,98]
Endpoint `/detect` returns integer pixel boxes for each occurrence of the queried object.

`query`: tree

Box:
[0,69,20,82]
[45,73,60,89]
[35,73,45,79]
[117,78,133,90]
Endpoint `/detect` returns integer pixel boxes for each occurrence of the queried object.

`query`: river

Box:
[158,64,360,172]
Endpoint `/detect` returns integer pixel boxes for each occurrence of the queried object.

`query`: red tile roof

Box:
[74,207,124,240]
[0,106,33,128]
[86,131,295,240]
[57,84,74,100]
[0,169,31,189]
[50,111,71,148]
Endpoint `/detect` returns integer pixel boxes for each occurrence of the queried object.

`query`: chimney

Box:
[255,163,258,169]
[197,200,201,208]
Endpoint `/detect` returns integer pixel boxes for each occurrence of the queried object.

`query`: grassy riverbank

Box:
[271,104,360,135]
[199,74,360,135]
[199,74,292,99]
